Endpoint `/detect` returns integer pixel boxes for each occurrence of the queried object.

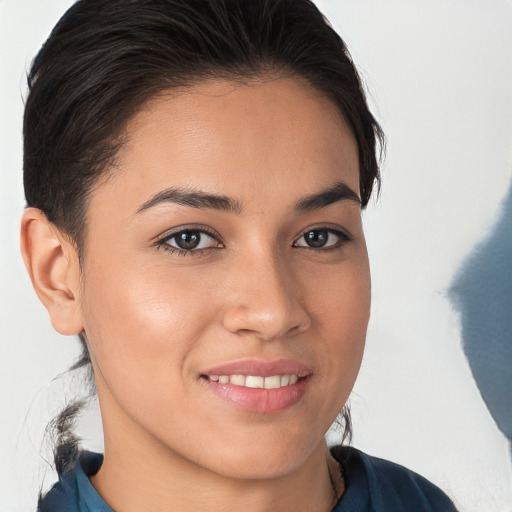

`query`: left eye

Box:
[162,229,220,251]
[294,229,347,249]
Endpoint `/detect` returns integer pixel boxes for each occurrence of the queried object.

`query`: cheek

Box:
[79,259,215,397]
[304,258,370,403]
[306,250,370,333]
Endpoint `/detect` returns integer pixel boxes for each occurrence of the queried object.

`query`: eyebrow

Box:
[295,182,361,211]
[136,181,360,215]
[136,187,243,214]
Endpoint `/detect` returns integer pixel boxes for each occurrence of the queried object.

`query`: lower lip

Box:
[202,376,310,414]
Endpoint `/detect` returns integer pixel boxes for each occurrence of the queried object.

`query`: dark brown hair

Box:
[24,0,383,480]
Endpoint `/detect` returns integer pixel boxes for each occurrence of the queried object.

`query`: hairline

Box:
[74,71,362,264]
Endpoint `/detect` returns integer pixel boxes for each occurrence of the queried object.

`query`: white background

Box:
[1,1,511,511]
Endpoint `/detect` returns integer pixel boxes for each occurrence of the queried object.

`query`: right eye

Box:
[158,228,222,255]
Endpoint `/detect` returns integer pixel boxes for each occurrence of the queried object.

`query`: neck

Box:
[91,401,341,512]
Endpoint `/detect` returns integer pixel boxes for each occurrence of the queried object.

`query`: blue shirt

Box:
[39,446,458,511]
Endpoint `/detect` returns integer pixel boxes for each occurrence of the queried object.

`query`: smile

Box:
[208,374,300,389]
[201,359,312,413]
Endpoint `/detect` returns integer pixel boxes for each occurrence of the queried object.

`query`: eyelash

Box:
[154,226,222,257]
[293,226,352,251]
[154,226,352,257]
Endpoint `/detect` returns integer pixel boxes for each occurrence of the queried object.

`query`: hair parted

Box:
[24,0,382,479]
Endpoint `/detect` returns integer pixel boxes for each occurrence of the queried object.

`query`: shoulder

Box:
[331,446,458,512]
[38,452,106,512]
[38,470,80,512]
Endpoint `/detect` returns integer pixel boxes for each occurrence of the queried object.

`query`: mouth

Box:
[205,373,301,389]
[199,359,312,414]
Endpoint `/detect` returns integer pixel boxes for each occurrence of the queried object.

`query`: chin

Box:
[187,427,324,480]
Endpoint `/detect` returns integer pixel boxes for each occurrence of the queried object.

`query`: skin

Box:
[21,77,370,512]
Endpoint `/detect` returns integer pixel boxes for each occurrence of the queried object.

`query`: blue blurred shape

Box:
[449,181,512,442]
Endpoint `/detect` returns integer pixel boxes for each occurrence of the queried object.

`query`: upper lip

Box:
[202,358,312,378]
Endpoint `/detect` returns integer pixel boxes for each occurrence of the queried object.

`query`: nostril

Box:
[220,266,311,339]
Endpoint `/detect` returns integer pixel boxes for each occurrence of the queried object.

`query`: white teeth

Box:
[264,375,281,389]
[230,374,246,386]
[209,374,302,389]
[246,376,264,388]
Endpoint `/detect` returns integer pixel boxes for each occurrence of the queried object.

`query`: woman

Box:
[20,0,458,510]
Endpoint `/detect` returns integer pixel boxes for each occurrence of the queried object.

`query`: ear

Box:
[20,208,84,336]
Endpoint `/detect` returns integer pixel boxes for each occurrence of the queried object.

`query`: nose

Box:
[221,250,311,341]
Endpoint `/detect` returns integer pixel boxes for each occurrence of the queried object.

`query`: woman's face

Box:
[78,78,370,479]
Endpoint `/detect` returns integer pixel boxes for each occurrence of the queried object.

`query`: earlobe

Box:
[20,208,84,336]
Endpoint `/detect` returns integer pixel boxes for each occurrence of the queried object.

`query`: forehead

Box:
[92,77,360,214]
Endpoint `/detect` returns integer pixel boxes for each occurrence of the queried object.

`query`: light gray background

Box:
[1,1,511,511]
